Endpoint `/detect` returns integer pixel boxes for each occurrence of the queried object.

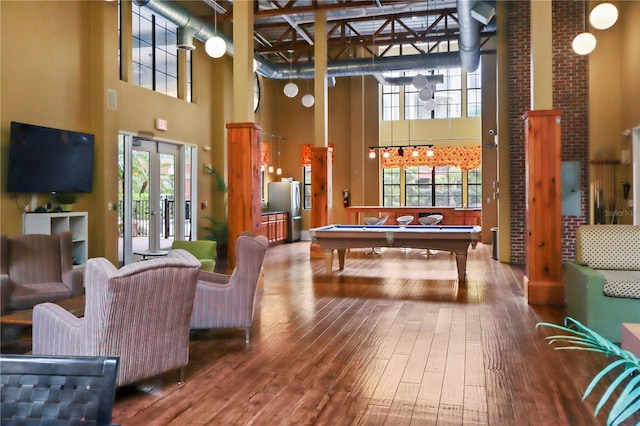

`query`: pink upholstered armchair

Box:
[32,249,201,387]
[0,232,84,317]
[190,233,268,343]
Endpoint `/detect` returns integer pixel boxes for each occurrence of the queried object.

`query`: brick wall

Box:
[508,0,589,264]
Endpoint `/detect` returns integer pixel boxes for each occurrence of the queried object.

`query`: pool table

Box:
[309,224,482,281]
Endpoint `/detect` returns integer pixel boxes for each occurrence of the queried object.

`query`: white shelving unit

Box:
[23,212,88,267]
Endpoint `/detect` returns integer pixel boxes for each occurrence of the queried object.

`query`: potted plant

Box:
[55,193,78,212]
[201,167,228,259]
[537,317,640,426]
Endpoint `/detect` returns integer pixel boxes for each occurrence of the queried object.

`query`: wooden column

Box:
[226,122,262,270]
[523,109,563,305]
[310,146,333,258]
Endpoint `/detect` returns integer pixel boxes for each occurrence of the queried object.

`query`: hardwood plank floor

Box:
[10,242,639,425]
[109,242,640,425]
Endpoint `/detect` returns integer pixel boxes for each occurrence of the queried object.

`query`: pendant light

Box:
[572,1,596,55]
[589,2,618,30]
[283,51,299,98]
[301,80,315,107]
[205,6,226,58]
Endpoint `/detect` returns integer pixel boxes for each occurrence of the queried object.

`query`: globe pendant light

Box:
[301,93,315,108]
[283,51,298,98]
[284,82,299,98]
[412,74,427,90]
[572,32,596,55]
[301,81,314,107]
[589,3,618,30]
[206,7,226,59]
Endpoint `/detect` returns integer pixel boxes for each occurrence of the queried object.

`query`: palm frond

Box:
[536,317,640,426]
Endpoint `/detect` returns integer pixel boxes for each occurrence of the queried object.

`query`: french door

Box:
[118,134,196,265]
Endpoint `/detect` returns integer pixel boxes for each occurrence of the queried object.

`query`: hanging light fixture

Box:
[411,147,419,157]
[205,6,226,58]
[276,138,282,175]
[572,32,596,55]
[397,147,404,157]
[589,2,618,30]
[412,74,427,90]
[369,148,376,159]
[427,145,435,157]
[302,93,315,108]
[572,1,596,55]
[383,149,390,158]
[268,140,274,173]
[283,51,299,98]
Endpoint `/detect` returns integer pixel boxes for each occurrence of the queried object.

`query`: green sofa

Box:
[565,225,640,343]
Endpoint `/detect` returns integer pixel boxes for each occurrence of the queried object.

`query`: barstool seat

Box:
[397,215,414,226]
[418,214,443,226]
[364,215,388,254]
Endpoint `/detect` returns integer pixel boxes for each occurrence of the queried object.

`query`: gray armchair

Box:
[190,233,268,343]
[32,249,201,387]
[1,232,84,317]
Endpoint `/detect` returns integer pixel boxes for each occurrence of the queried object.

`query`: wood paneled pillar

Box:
[310,146,333,258]
[523,109,563,305]
[226,122,262,270]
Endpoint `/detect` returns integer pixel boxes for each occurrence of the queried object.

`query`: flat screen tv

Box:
[7,121,95,193]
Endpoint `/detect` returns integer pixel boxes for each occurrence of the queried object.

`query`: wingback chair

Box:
[171,240,217,272]
[32,249,201,387]
[190,233,268,343]
[0,232,84,317]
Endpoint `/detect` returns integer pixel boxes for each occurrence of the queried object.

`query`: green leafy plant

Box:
[536,317,640,426]
[55,193,78,204]
[201,167,228,246]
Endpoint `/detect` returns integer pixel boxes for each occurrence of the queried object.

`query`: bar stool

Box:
[397,215,414,226]
[364,215,388,254]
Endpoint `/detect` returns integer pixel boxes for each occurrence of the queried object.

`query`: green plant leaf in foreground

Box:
[536,317,640,426]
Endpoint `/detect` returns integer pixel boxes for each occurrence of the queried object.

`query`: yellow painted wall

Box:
[589,0,639,224]
[1,0,638,264]
[0,1,227,264]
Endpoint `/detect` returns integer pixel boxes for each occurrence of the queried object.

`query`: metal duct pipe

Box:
[256,52,461,80]
[457,0,481,73]
[134,0,234,55]
[135,0,467,79]
[373,74,445,86]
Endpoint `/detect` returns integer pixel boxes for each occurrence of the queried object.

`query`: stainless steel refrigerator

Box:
[267,181,301,242]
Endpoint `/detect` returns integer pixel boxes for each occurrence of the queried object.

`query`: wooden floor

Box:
[42,243,640,424]
[105,242,640,425]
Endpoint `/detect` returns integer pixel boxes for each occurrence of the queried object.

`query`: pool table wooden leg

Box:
[337,249,346,270]
[323,251,334,274]
[455,251,467,282]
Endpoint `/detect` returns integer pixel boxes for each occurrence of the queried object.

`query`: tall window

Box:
[405,166,433,206]
[131,3,192,100]
[404,74,431,120]
[303,166,312,209]
[382,168,401,206]
[382,166,468,208]
[467,64,481,118]
[382,79,400,121]
[467,167,482,207]
[434,166,462,206]
[434,69,462,119]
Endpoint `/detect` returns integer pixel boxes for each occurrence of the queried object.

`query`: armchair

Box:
[171,240,217,272]
[1,232,84,317]
[1,354,119,426]
[190,233,268,343]
[32,250,201,387]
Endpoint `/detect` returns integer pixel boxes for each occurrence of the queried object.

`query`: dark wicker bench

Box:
[1,354,119,426]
